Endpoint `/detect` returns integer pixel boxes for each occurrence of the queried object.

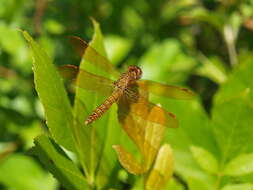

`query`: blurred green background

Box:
[1,0,253,190]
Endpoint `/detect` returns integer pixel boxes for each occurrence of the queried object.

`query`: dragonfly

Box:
[60,36,194,128]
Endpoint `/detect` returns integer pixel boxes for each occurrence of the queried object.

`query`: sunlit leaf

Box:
[195,55,227,84]
[187,176,212,190]
[190,145,218,174]
[166,179,185,190]
[140,39,196,84]
[0,154,57,190]
[0,23,24,55]
[22,31,75,151]
[145,144,174,190]
[72,19,125,188]
[105,35,133,64]
[224,154,253,176]
[44,19,65,34]
[221,183,253,190]
[31,135,88,190]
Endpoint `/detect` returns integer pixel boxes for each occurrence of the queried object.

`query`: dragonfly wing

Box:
[69,36,120,78]
[59,64,114,96]
[117,84,178,128]
[117,97,146,152]
[137,80,194,100]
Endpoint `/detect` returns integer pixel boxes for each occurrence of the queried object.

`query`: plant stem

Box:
[224,25,238,66]
[87,175,95,190]
[215,172,223,190]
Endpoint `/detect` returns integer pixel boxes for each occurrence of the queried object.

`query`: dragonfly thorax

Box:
[113,66,142,91]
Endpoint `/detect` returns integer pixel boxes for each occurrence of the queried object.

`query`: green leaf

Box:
[0,23,24,55]
[187,7,224,31]
[156,99,216,187]
[166,179,184,190]
[161,0,196,22]
[187,177,213,190]
[22,31,75,151]
[160,99,217,166]
[195,55,227,84]
[31,135,88,190]
[72,19,106,180]
[214,55,253,104]
[212,92,253,162]
[224,154,253,176]
[190,145,218,174]
[139,39,196,84]
[221,183,253,190]
[0,154,57,190]
[105,35,132,65]
[72,19,127,188]
[44,19,65,34]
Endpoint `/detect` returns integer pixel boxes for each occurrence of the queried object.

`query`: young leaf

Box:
[145,144,174,190]
[113,145,145,175]
[224,154,253,176]
[22,31,75,151]
[31,135,88,190]
[190,145,218,174]
[221,183,253,190]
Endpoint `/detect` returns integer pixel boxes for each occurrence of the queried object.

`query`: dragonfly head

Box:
[127,65,142,80]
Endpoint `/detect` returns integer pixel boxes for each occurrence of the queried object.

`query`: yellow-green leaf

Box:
[190,145,218,174]
[145,144,174,190]
[113,145,145,175]
[224,154,253,176]
[221,183,253,190]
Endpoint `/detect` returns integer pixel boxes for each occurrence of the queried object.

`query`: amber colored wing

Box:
[117,84,178,129]
[69,36,120,78]
[59,64,114,96]
[137,80,194,100]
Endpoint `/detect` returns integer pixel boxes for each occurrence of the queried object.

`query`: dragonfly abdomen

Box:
[85,91,122,125]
